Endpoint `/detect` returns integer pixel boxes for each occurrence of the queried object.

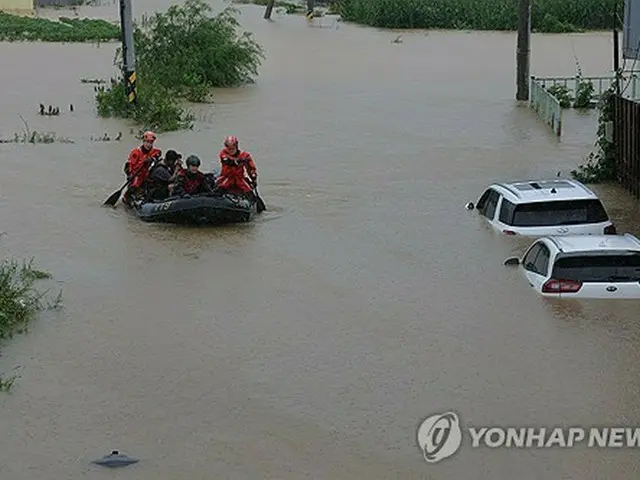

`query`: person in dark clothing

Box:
[147,150,183,200]
[172,155,210,197]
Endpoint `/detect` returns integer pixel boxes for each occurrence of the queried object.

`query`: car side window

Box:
[484,190,500,220]
[476,189,491,213]
[532,244,551,276]
[522,244,542,272]
[499,199,516,225]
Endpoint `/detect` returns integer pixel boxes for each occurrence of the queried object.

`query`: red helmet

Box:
[224,135,238,148]
[143,131,157,142]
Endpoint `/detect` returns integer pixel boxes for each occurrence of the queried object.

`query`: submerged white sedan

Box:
[504,234,640,299]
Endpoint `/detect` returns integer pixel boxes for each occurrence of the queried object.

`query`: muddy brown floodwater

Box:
[2,2,640,478]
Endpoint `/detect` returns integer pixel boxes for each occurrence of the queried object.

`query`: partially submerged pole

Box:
[306,0,315,21]
[119,0,137,105]
[263,0,275,19]
[515,0,531,101]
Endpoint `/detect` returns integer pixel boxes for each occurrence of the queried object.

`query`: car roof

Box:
[490,179,598,204]
[543,234,640,253]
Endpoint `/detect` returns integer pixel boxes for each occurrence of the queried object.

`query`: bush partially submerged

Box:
[0,257,62,391]
[336,0,621,32]
[0,259,53,341]
[95,0,265,132]
[0,12,120,42]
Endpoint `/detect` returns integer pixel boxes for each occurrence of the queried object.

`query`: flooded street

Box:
[2,2,640,478]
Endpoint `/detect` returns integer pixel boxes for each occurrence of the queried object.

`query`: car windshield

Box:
[551,252,640,282]
[508,200,608,227]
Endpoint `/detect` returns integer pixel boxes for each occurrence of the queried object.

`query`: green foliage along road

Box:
[0,13,119,42]
[336,0,622,33]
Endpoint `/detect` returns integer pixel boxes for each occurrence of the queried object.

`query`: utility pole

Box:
[119,0,137,105]
[264,0,275,19]
[306,0,315,21]
[613,0,621,95]
[515,0,531,101]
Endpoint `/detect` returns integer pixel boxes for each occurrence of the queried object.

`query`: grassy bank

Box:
[0,12,120,42]
[336,0,621,32]
[95,0,264,132]
[0,257,61,392]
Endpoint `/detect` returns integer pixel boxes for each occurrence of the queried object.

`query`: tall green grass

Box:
[337,0,621,32]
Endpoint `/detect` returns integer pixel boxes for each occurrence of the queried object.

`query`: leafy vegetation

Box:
[335,0,622,32]
[543,57,596,110]
[0,257,62,392]
[546,85,572,108]
[0,12,119,42]
[572,85,617,183]
[95,0,265,132]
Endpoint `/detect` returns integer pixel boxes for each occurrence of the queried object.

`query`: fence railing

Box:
[529,74,640,137]
[530,77,562,136]
[613,94,640,199]
[534,75,640,101]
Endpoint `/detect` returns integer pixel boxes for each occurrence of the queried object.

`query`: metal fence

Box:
[529,74,640,137]
[530,77,562,136]
[534,75,640,101]
[613,94,640,199]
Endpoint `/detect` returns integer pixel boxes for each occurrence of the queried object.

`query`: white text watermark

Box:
[417,411,640,463]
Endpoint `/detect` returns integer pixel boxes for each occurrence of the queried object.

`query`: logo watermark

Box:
[417,411,640,463]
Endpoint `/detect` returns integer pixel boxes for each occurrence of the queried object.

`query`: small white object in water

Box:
[92,450,139,468]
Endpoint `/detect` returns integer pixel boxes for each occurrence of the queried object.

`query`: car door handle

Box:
[528,283,533,287]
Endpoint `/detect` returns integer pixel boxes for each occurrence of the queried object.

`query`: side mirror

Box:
[504,257,520,266]
[465,202,475,210]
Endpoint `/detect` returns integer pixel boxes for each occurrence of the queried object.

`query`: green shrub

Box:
[0,257,61,392]
[0,258,58,341]
[95,0,265,132]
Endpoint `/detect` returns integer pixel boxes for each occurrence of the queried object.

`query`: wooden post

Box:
[264,0,275,19]
[515,0,531,101]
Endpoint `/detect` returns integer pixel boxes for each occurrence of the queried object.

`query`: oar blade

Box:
[103,189,122,207]
[253,188,266,212]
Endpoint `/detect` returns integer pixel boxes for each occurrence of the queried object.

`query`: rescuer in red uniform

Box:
[215,135,258,195]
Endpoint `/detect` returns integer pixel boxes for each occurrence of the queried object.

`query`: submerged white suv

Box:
[468,179,616,237]
[504,234,640,299]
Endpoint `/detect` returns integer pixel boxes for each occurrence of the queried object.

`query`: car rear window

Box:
[504,199,609,227]
[551,252,640,282]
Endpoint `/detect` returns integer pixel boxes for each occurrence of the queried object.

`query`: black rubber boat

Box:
[129,192,259,225]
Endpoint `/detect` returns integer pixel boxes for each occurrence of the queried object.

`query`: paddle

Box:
[249,179,266,212]
[103,156,160,207]
[255,187,266,212]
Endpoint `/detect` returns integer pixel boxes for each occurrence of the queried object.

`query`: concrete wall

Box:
[0,0,34,14]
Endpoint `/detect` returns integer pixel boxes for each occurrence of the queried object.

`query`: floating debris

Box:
[90,132,122,142]
[0,131,74,144]
[38,104,61,116]
[92,450,139,468]
[80,78,107,84]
